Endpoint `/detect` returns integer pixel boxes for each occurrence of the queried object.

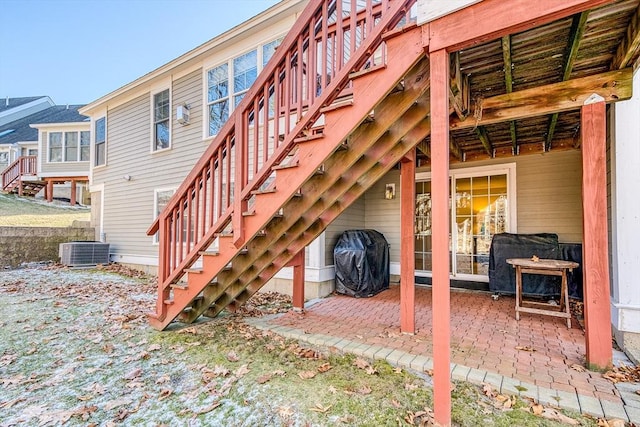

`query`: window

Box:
[206,39,281,137]
[153,89,170,151]
[27,149,38,156]
[207,64,229,136]
[154,189,175,243]
[80,131,90,161]
[0,152,8,163]
[65,132,78,161]
[48,131,90,163]
[49,132,63,162]
[414,165,516,279]
[95,117,106,166]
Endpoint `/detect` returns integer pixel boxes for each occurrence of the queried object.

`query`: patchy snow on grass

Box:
[0,265,603,427]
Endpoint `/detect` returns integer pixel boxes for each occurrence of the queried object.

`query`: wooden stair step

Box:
[272,161,299,171]
[199,251,219,257]
[170,283,188,290]
[251,188,276,195]
[184,268,203,274]
[320,98,353,113]
[294,133,324,143]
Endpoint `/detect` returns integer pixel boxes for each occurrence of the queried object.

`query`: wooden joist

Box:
[545,11,589,151]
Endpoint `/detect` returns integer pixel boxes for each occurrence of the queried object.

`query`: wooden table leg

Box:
[562,270,571,328]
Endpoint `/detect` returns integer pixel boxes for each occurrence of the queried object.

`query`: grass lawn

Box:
[0,193,90,227]
[0,265,604,426]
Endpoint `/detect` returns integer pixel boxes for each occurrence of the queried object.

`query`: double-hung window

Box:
[206,39,281,137]
[154,188,175,243]
[95,117,106,166]
[49,132,63,162]
[49,130,91,163]
[153,89,170,151]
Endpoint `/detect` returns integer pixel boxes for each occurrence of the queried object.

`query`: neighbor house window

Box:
[206,39,281,137]
[0,152,8,163]
[153,89,170,151]
[154,189,175,243]
[95,117,106,166]
[48,131,90,163]
[49,132,63,162]
[80,131,90,161]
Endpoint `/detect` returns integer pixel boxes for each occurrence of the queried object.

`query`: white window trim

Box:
[202,37,285,141]
[150,87,172,153]
[153,187,177,244]
[94,116,107,169]
[46,130,90,164]
[414,162,517,281]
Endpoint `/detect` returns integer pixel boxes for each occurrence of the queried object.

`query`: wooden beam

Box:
[545,12,589,151]
[474,126,493,158]
[449,52,469,120]
[290,250,305,311]
[581,97,612,370]
[450,68,632,130]
[501,35,518,153]
[428,0,612,52]
[612,4,640,69]
[400,151,416,334]
[430,48,452,427]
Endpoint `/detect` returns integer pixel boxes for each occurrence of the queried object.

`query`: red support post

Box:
[400,151,416,334]
[290,250,305,311]
[46,179,54,202]
[430,48,452,426]
[70,180,77,206]
[581,97,612,370]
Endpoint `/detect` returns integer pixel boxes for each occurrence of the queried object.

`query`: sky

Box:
[0,0,281,106]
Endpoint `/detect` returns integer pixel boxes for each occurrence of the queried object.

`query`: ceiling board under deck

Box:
[417,0,639,164]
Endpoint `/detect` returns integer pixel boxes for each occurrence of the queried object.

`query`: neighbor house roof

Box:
[0,96,49,113]
[0,105,88,145]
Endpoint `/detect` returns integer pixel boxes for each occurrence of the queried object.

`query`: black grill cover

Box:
[334,230,390,297]
[489,233,561,297]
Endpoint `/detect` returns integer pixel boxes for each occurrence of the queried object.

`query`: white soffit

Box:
[416,0,482,25]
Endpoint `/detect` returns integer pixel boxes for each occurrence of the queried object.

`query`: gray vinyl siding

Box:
[365,169,401,263]
[40,129,91,176]
[511,150,583,243]
[327,149,584,269]
[95,69,207,258]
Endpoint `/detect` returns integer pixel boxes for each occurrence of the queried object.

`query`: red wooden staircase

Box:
[1,156,45,197]
[147,0,429,330]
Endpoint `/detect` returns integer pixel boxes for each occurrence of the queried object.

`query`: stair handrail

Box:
[147,0,416,309]
[1,155,37,191]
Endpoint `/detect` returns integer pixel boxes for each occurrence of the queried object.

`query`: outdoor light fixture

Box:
[123,175,132,181]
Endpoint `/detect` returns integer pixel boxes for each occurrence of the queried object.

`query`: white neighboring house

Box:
[0,98,91,205]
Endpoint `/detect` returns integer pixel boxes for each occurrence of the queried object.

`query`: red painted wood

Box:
[428,0,612,52]
[400,151,416,333]
[46,179,53,203]
[291,250,305,310]
[430,48,452,426]
[581,100,613,370]
[70,180,76,206]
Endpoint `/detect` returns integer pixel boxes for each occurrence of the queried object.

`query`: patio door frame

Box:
[414,163,518,281]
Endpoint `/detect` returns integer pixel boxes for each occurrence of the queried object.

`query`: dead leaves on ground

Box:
[354,357,378,375]
[603,363,640,383]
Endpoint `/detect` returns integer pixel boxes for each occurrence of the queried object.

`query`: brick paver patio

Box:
[256,285,640,422]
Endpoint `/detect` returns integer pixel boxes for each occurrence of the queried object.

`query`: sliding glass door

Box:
[415,165,515,280]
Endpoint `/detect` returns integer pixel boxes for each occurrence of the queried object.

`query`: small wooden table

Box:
[506,258,579,328]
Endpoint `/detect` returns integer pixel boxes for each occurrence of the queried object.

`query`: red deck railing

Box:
[147,0,416,307]
[1,156,37,191]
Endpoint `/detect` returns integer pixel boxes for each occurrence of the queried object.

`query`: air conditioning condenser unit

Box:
[59,242,110,267]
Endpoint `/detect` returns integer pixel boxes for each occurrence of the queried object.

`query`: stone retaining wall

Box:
[0,226,95,268]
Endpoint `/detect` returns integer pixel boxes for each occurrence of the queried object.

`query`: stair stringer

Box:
[189,60,432,321]
[149,26,425,331]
